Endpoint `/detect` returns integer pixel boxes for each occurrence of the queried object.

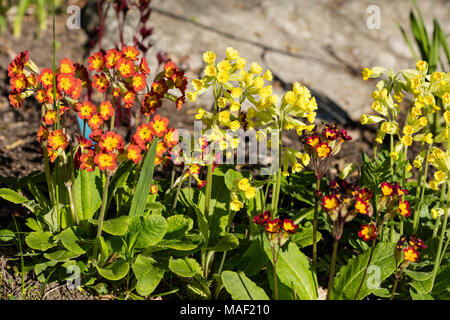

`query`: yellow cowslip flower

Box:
[413,159,422,168]
[424,94,434,106]
[301,153,310,166]
[246,107,256,119]
[390,151,399,161]
[394,92,404,103]
[417,117,428,127]
[229,120,240,131]
[406,163,412,172]
[218,110,230,125]
[219,140,229,150]
[238,178,250,191]
[381,121,397,133]
[217,70,230,83]
[442,92,450,106]
[284,122,294,130]
[361,114,369,125]
[263,69,273,81]
[416,60,428,73]
[444,111,450,124]
[226,47,239,60]
[231,137,239,149]
[306,112,316,123]
[431,208,443,219]
[218,97,228,108]
[401,135,413,147]
[429,180,439,191]
[411,106,422,118]
[187,91,198,102]
[282,170,290,177]
[230,102,240,113]
[245,187,256,199]
[204,65,217,77]
[259,85,273,99]
[434,170,446,183]
[231,87,243,98]
[433,148,446,160]
[424,133,433,144]
[230,199,243,211]
[403,125,414,136]
[235,57,246,70]
[217,60,232,72]
[192,79,204,91]
[431,72,444,83]
[427,154,436,163]
[371,90,380,100]
[292,162,303,173]
[251,62,263,74]
[195,107,205,120]
[203,51,216,64]
[371,101,383,113]
[253,76,264,89]
[362,67,374,80]
[410,76,422,91]
[284,91,296,105]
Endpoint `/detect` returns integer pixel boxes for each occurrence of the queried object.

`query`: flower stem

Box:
[389,276,400,300]
[93,172,111,261]
[354,238,377,300]
[312,176,321,268]
[433,183,446,237]
[326,239,339,300]
[204,164,213,218]
[271,243,279,300]
[43,147,55,205]
[412,143,430,234]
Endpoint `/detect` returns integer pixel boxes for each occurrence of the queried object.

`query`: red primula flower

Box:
[150,114,169,137]
[94,151,118,171]
[89,129,104,143]
[253,211,271,225]
[266,218,282,233]
[403,247,419,262]
[123,91,136,107]
[57,73,76,94]
[172,71,188,93]
[88,51,105,72]
[381,182,395,197]
[116,58,135,78]
[77,101,96,120]
[307,135,320,148]
[37,125,49,143]
[282,219,298,234]
[10,74,27,92]
[150,184,158,194]
[9,92,23,108]
[151,79,168,97]
[59,58,76,75]
[139,56,150,75]
[163,61,179,78]
[324,126,339,141]
[99,131,124,152]
[398,199,411,217]
[322,194,340,211]
[176,96,185,110]
[8,60,24,78]
[394,183,408,197]
[76,135,93,149]
[316,142,332,158]
[80,150,96,172]
[46,87,60,104]
[93,73,110,92]
[141,93,161,115]
[99,100,114,121]
[358,223,378,241]
[355,199,370,215]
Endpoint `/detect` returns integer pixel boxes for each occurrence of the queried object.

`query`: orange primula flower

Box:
[59,58,76,74]
[57,73,76,94]
[70,78,83,99]
[93,73,109,92]
[43,110,58,125]
[163,61,179,78]
[116,58,135,78]
[171,71,188,92]
[99,100,114,121]
[403,247,419,262]
[77,101,96,120]
[164,128,179,148]
[8,60,24,78]
[139,57,150,75]
[47,129,68,151]
[37,125,49,143]
[123,91,136,107]
[77,135,93,149]
[105,49,122,69]
[150,114,169,137]
[134,123,154,146]
[94,152,117,171]
[122,46,140,61]
[46,87,60,104]
[89,129,104,143]
[151,79,168,97]
[358,223,378,241]
[88,113,104,130]
[26,74,38,88]
[127,144,142,164]
[141,94,161,115]
[322,194,340,211]
[99,131,124,152]
[10,74,27,92]
[131,73,147,92]
[9,93,23,108]
[156,141,167,157]
[38,68,54,88]
[80,150,96,172]
[150,184,158,194]
[88,51,105,72]
[36,89,48,103]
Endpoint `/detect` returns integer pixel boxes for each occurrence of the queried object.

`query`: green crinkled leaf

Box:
[0,188,28,204]
[222,271,269,300]
[90,216,129,236]
[44,249,80,261]
[128,215,167,249]
[165,215,193,240]
[0,229,16,242]
[129,140,157,217]
[330,242,397,300]
[156,239,198,251]
[360,150,392,191]
[25,231,56,252]
[53,227,86,255]
[410,287,434,300]
[73,168,102,221]
[432,264,450,296]
[224,169,244,191]
[410,276,433,294]
[263,238,318,300]
[236,239,268,277]
[169,257,202,277]
[132,254,164,296]
[404,269,432,281]
[25,218,43,232]
[97,258,129,281]
[291,226,321,249]
[208,233,239,252]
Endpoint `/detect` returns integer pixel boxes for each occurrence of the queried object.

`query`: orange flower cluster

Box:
[302,124,352,178]
[321,180,373,240]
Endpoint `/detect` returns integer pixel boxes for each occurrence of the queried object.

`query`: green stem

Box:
[312,176,321,268]
[354,239,377,300]
[93,172,111,261]
[412,143,430,234]
[66,183,78,226]
[12,215,25,298]
[389,276,400,300]
[43,147,55,205]
[271,244,279,300]
[433,183,446,237]
[326,239,339,300]
[204,164,213,218]
[52,0,59,130]
[390,134,394,176]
